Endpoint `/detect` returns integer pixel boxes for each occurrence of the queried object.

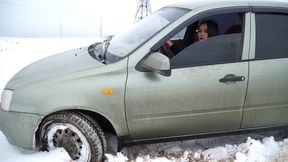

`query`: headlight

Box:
[1,89,13,111]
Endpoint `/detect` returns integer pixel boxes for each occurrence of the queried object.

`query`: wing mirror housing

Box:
[136,52,171,76]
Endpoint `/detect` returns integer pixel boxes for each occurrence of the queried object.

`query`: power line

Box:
[135,0,151,23]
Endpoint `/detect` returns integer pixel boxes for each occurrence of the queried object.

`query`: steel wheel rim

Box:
[46,123,91,162]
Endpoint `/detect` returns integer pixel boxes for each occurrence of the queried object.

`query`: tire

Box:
[38,111,105,162]
[78,112,107,154]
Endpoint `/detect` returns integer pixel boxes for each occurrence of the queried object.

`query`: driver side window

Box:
[160,12,244,69]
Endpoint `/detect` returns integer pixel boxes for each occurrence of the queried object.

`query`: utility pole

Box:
[99,17,103,37]
[60,22,63,37]
[135,0,151,23]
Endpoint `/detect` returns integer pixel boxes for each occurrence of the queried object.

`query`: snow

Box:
[0,131,73,162]
[0,37,288,161]
[1,129,288,162]
[46,123,91,162]
[116,132,288,162]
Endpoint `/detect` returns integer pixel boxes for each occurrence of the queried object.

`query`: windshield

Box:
[105,7,189,64]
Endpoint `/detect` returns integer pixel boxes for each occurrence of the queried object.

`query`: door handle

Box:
[219,74,245,83]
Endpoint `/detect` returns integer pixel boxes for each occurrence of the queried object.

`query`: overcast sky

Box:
[0,0,178,37]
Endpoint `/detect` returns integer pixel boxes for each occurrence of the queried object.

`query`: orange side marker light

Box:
[102,89,113,94]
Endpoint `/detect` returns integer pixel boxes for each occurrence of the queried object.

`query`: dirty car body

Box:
[1,0,288,161]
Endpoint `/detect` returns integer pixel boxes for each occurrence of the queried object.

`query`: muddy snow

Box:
[1,130,288,162]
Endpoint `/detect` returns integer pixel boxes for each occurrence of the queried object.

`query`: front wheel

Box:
[38,111,106,162]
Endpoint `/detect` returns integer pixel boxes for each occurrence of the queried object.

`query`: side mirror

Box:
[137,52,171,76]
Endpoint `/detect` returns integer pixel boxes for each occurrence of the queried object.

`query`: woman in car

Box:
[196,20,219,41]
[164,20,219,57]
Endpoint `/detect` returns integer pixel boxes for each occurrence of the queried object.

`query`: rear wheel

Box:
[38,111,105,162]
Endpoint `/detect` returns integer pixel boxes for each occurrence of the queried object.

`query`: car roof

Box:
[166,0,288,10]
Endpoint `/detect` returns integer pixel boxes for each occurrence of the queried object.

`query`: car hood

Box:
[6,46,105,89]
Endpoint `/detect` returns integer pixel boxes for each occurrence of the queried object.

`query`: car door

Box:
[241,9,288,128]
[125,11,250,140]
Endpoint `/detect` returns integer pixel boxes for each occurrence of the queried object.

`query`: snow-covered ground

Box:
[0,37,288,162]
[117,131,288,162]
[1,129,288,162]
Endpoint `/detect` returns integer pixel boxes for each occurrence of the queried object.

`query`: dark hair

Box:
[198,20,219,37]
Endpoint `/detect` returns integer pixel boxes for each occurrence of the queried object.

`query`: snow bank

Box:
[0,131,73,162]
[105,135,288,162]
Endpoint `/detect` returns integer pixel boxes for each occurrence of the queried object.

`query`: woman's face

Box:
[197,23,208,40]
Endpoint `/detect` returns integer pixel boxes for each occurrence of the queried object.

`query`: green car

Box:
[1,0,288,161]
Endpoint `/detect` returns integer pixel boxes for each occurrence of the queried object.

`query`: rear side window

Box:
[255,13,288,59]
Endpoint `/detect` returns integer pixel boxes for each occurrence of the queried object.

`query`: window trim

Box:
[252,6,288,14]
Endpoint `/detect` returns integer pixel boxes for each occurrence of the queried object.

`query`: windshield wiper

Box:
[88,36,113,64]
[102,35,113,63]
[88,41,102,61]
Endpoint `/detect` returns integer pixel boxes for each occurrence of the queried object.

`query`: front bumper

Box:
[0,108,43,149]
